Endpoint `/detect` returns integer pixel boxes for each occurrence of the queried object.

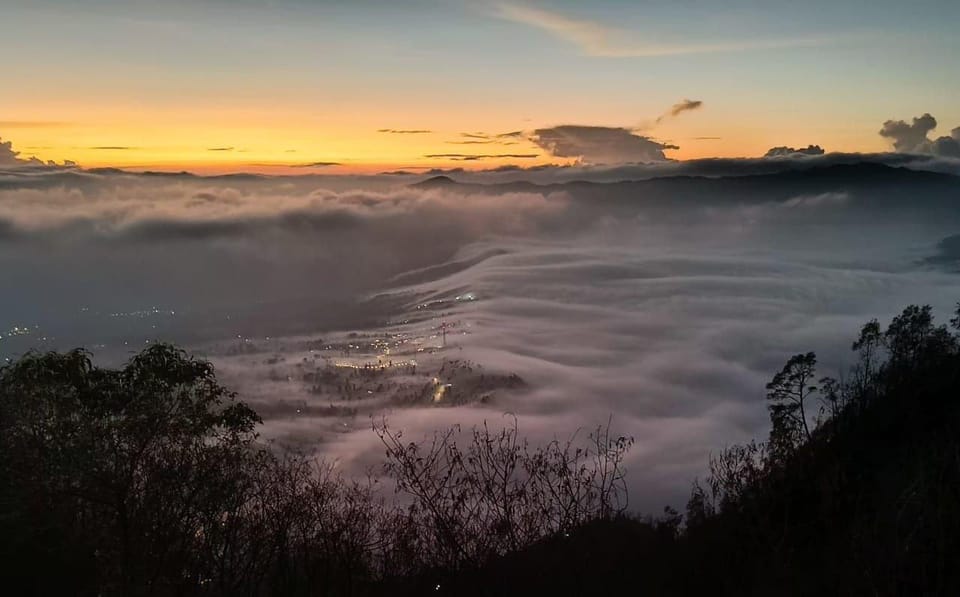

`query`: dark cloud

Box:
[764,145,826,158]
[458,131,525,142]
[207,147,234,152]
[925,233,960,267]
[378,129,432,134]
[656,99,704,123]
[880,113,937,153]
[446,140,519,146]
[448,131,525,146]
[424,153,539,161]
[670,99,703,116]
[89,146,139,150]
[932,130,960,158]
[531,125,676,164]
[291,161,342,168]
[879,113,960,157]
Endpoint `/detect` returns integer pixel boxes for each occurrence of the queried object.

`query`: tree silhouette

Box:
[765,352,817,461]
[0,345,263,594]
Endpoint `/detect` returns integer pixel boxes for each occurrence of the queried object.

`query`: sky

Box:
[2,0,960,173]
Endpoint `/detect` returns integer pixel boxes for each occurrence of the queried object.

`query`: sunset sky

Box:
[3,0,959,173]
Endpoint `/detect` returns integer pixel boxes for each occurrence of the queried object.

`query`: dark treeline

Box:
[2,303,959,596]
[460,303,960,596]
[0,344,632,596]
[676,303,960,596]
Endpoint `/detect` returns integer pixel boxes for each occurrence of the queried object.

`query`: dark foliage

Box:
[444,302,960,596]
[0,345,631,595]
[2,302,959,596]
[677,302,960,596]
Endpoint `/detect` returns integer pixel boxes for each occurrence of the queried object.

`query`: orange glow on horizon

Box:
[2,105,893,175]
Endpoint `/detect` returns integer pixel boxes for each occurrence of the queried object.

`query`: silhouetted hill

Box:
[410,162,960,211]
[411,174,458,188]
[406,162,960,223]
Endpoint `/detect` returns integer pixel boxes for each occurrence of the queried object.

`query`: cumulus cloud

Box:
[531,125,676,164]
[764,145,826,158]
[0,136,75,170]
[880,113,960,158]
[932,131,960,158]
[0,138,22,167]
[880,113,937,153]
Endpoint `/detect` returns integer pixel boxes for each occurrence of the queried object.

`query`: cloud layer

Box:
[495,3,835,57]
[3,132,960,511]
[531,125,676,164]
[190,171,960,510]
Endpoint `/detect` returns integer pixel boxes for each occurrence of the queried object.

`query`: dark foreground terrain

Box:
[2,302,959,596]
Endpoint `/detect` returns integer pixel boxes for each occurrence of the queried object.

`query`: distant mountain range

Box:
[414,162,960,192]
[412,162,960,212]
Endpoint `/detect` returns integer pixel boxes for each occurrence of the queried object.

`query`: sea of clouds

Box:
[3,162,960,510]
